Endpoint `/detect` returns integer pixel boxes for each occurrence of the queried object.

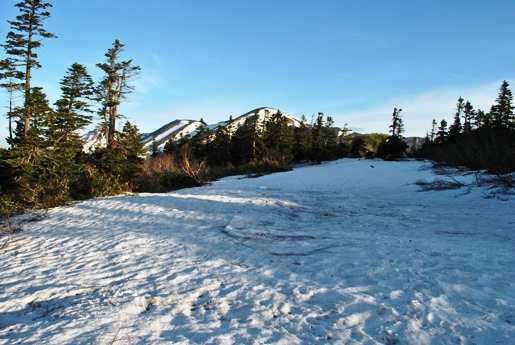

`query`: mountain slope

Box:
[141,119,200,151]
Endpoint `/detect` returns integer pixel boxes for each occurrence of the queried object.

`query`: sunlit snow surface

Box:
[1,159,514,344]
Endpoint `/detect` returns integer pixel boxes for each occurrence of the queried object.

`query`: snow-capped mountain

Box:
[83,107,304,153]
[141,119,201,152]
[82,127,107,152]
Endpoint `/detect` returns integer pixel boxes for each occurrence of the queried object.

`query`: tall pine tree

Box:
[2,0,56,136]
[96,39,140,148]
[377,107,407,160]
[0,58,24,142]
[263,110,294,164]
[448,97,464,140]
[462,100,475,133]
[53,63,94,148]
[490,80,514,129]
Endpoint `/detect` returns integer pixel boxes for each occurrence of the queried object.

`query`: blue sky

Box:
[0,0,514,146]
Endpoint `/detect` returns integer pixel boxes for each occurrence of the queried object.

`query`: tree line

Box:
[417,81,515,178]
[0,1,144,213]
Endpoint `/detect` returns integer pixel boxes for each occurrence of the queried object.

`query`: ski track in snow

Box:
[0,159,514,344]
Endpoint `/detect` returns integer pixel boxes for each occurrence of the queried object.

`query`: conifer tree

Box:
[462,100,475,133]
[86,122,144,197]
[377,107,407,160]
[164,137,179,155]
[429,119,437,141]
[4,87,55,206]
[311,112,325,163]
[231,114,262,164]
[292,115,311,162]
[150,139,160,157]
[2,0,56,136]
[12,87,51,164]
[190,119,213,159]
[474,109,489,128]
[490,80,514,129]
[119,121,144,190]
[209,125,232,165]
[322,116,338,160]
[38,64,95,203]
[263,110,294,164]
[96,39,140,148]
[435,119,448,144]
[53,63,94,147]
[396,118,404,138]
[0,58,24,141]
[389,108,402,138]
[349,137,367,158]
[448,97,464,140]
[305,113,339,162]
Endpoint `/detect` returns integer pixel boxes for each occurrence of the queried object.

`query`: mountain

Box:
[141,119,200,152]
[82,107,304,153]
[82,107,426,153]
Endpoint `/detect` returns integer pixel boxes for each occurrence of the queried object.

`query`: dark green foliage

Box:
[119,121,145,187]
[362,133,388,155]
[3,0,56,135]
[310,113,325,163]
[190,119,213,160]
[420,127,515,174]
[377,108,408,160]
[462,101,475,133]
[78,122,144,198]
[54,63,94,133]
[37,65,94,204]
[490,81,514,129]
[429,119,437,142]
[150,139,160,157]
[231,114,263,165]
[335,140,351,159]
[389,108,403,138]
[310,113,338,163]
[0,3,153,211]
[2,88,67,207]
[96,39,140,148]
[292,116,311,162]
[208,125,232,165]
[263,110,294,164]
[1,64,94,207]
[377,136,408,160]
[474,109,489,129]
[448,97,464,141]
[417,81,515,174]
[81,147,131,198]
[435,119,448,144]
[349,137,367,158]
[164,136,180,155]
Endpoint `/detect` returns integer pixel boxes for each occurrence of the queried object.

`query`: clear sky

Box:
[1,0,514,146]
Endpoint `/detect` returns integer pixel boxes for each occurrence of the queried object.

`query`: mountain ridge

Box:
[83,107,304,152]
[82,106,424,153]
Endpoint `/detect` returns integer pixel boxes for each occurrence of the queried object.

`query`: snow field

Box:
[0,159,514,344]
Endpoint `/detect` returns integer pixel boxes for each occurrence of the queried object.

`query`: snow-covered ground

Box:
[1,159,513,345]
